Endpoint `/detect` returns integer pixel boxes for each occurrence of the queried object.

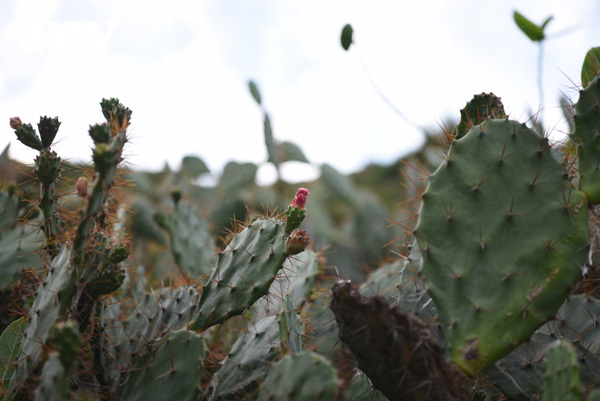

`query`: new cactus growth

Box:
[454,93,507,139]
[541,341,582,401]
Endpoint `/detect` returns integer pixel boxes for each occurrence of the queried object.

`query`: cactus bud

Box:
[285,228,310,255]
[76,177,88,198]
[89,123,110,144]
[9,117,23,130]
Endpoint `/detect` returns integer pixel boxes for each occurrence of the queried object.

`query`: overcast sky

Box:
[2,0,599,184]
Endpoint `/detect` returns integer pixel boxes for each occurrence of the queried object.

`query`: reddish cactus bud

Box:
[290,188,310,209]
[285,228,310,255]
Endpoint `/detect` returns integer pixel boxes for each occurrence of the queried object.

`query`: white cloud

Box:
[1,0,598,182]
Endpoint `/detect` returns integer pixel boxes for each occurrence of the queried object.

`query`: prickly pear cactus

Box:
[117,329,207,401]
[415,119,589,375]
[572,76,600,202]
[257,352,337,401]
[191,217,287,331]
[154,198,216,277]
[210,314,281,399]
[12,246,74,387]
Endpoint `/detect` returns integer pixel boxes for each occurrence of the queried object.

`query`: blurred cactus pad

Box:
[3,46,600,401]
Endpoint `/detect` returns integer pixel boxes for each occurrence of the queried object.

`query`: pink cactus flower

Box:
[290,188,310,209]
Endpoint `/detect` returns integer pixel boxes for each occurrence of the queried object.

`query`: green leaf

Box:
[540,16,554,31]
[277,141,309,164]
[582,47,600,88]
[0,318,25,390]
[341,24,353,51]
[513,11,546,42]
[248,80,262,105]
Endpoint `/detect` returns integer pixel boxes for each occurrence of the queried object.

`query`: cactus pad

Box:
[191,217,287,331]
[541,341,581,401]
[117,329,207,401]
[257,352,337,401]
[573,76,600,202]
[211,314,280,399]
[415,119,589,375]
[13,246,75,386]
[155,199,216,277]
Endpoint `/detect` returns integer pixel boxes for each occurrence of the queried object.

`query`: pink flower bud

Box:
[290,188,310,209]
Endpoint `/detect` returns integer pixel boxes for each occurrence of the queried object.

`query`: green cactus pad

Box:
[101,285,200,383]
[155,199,216,277]
[33,352,68,401]
[541,341,581,401]
[415,119,589,376]
[0,220,42,288]
[539,295,600,353]
[573,76,600,202]
[344,372,385,401]
[49,320,79,372]
[211,314,280,399]
[13,246,75,387]
[254,250,320,318]
[117,329,207,401]
[257,352,337,401]
[191,217,287,331]
[582,47,600,88]
[489,330,600,400]
[278,295,304,355]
